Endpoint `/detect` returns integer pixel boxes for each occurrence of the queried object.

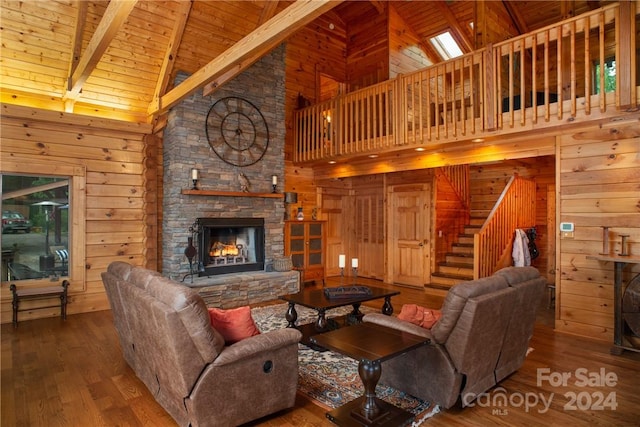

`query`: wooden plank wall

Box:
[283,160,317,222]
[556,118,640,341]
[474,0,519,49]
[344,3,390,91]
[285,15,347,160]
[0,105,154,324]
[388,4,433,78]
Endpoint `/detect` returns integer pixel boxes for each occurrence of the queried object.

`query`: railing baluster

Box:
[557,24,563,120]
[291,4,623,163]
[570,20,577,117]
[584,15,591,115]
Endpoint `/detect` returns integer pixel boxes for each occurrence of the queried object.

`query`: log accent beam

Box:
[258,1,280,25]
[435,0,473,53]
[502,0,529,34]
[150,0,192,115]
[64,0,138,103]
[155,0,341,114]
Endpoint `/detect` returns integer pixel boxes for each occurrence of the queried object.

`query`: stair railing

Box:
[473,174,536,279]
[440,164,470,210]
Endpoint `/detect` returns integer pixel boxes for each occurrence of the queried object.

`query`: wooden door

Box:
[321,191,348,277]
[387,184,431,287]
[355,189,385,279]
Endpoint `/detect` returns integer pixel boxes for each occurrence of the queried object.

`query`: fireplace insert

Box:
[196,217,265,276]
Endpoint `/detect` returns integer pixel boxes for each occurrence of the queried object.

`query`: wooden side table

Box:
[586,254,640,354]
[309,322,429,426]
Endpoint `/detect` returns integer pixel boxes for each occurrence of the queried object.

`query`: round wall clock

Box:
[205,96,270,167]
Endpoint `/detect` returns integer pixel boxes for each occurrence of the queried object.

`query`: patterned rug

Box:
[251,303,440,425]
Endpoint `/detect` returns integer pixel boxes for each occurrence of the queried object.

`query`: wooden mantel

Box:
[181,189,284,198]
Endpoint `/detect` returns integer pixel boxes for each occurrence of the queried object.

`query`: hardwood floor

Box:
[2,277,639,426]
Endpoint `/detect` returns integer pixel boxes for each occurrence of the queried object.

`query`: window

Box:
[1,164,85,287]
[430,32,464,60]
[593,57,616,94]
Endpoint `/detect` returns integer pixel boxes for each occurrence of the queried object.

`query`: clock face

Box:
[205,97,270,167]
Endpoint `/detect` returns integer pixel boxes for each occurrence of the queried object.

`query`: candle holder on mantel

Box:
[191,168,199,190]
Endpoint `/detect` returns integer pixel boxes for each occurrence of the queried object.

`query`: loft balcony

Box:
[293,3,638,165]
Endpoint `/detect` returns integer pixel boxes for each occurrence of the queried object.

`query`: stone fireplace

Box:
[161,45,286,279]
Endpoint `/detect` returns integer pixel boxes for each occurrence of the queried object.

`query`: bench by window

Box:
[10,280,69,326]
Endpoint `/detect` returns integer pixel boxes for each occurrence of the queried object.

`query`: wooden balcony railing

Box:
[294,3,635,163]
[473,174,537,279]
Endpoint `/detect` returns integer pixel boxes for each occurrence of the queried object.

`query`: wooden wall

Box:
[285,15,347,160]
[556,118,640,341]
[388,4,433,78]
[0,105,154,324]
[474,0,520,48]
[344,3,390,91]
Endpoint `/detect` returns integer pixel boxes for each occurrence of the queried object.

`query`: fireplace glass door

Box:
[198,218,265,276]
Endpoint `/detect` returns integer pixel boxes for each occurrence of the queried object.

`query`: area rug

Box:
[251,303,440,425]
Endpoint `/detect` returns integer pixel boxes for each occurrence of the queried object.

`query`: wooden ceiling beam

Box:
[153,0,342,115]
[150,0,192,115]
[258,1,279,25]
[502,0,529,34]
[64,0,138,102]
[369,1,385,15]
[64,0,88,112]
[435,0,473,53]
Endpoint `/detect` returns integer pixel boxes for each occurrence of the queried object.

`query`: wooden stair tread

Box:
[437,262,474,268]
[445,252,473,257]
[431,271,474,280]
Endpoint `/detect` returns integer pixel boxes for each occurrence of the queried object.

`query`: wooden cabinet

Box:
[285,220,325,285]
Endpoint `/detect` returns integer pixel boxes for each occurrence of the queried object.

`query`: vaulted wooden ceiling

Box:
[0,0,609,125]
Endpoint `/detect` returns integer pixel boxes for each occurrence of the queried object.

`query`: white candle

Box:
[338,254,346,268]
[272,175,278,185]
[191,168,198,180]
[351,258,358,268]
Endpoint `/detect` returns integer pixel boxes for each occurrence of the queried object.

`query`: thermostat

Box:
[560,222,574,239]
[560,222,574,232]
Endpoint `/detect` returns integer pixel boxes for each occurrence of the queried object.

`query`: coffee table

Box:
[279,285,399,347]
[309,322,429,426]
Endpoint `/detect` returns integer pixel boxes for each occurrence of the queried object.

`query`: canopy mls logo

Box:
[463,367,618,415]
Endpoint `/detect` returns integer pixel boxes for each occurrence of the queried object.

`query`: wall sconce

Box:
[284,192,298,220]
[272,175,278,193]
[191,168,199,190]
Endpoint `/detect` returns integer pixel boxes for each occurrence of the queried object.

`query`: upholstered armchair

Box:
[101,261,302,427]
[364,266,545,409]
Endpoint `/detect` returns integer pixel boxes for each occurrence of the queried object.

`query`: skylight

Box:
[430,31,464,60]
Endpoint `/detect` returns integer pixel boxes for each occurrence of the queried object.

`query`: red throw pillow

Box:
[207,306,261,344]
[397,304,442,329]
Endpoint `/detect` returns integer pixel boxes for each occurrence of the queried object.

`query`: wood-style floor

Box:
[2,277,639,426]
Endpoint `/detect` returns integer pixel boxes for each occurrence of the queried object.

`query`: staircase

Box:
[427,173,537,296]
[428,215,485,295]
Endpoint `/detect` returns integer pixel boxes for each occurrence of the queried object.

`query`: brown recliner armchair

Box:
[101,261,302,427]
[363,266,545,409]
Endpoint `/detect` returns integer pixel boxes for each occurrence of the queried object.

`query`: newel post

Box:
[483,43,496,131]
[616,0,636,109]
